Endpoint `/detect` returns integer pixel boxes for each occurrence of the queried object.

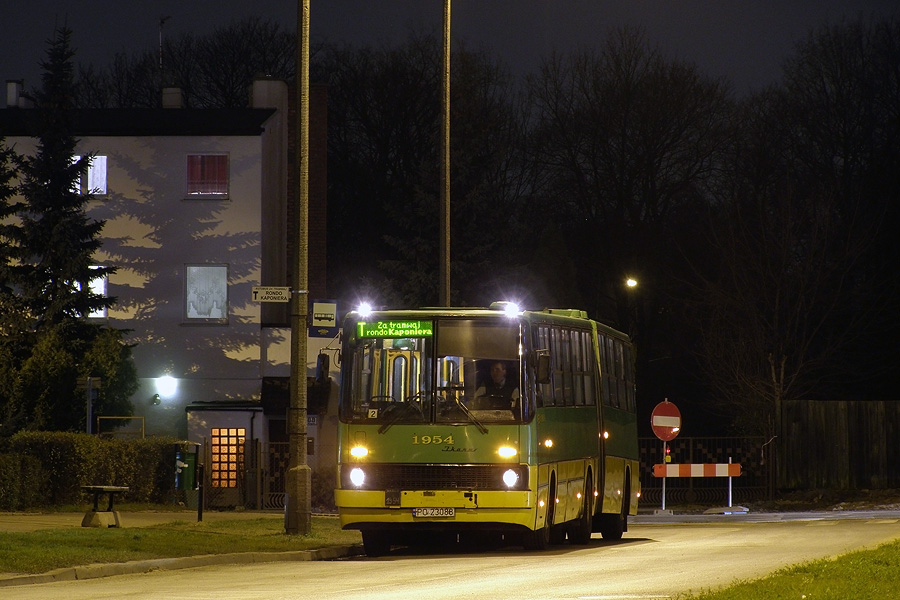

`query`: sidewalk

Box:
[0,510,363,588]
[0,509,283,532]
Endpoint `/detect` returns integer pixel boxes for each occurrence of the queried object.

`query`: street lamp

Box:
[626,277,638,288]
[439,0,451,306]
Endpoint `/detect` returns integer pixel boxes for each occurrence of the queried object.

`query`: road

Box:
[4,515,899,600]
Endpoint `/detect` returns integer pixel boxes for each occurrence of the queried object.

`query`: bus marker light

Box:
[576,492,582,499]
[349,467,365,487]
[543,439,553,448]
[498,446,517,457]
[603,431,609,439]
[539,500,545,508]
[350,446,368,457]
[502,469,519,487]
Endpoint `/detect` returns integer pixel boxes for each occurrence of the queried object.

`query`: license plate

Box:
[412,507,455,518]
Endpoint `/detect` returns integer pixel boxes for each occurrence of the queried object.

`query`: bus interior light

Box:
[349,467,366,487]
[502,469,519,488]
[498,446,517,458]
[350,446,369,458]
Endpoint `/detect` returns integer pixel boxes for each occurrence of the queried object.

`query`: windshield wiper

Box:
[455,397,488,434]
[377,395,427,434]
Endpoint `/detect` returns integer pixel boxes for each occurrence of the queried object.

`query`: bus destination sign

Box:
[357,320,433,338]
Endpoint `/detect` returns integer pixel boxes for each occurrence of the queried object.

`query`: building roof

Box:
[0,107,276,137]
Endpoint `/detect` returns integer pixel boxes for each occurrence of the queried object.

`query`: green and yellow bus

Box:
[334,302,640,556]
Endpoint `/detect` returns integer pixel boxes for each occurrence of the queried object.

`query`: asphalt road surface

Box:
[4,515,899,600]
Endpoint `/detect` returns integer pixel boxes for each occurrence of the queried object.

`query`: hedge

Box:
[3,431,186,508]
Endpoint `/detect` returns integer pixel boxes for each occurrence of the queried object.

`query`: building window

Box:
[187,154,229,196]
[87,266,108,319]
[186,265,228,321]
[72,155,107,195]
[210,428,245,488]
[73,266,109,319]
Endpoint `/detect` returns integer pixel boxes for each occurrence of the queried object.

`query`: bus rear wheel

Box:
[597,481,629,541]
[568,473,593,544]
[362,530,391,557]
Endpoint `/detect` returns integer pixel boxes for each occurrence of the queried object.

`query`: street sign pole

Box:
[651,399,682,512]
[661,440,667,510]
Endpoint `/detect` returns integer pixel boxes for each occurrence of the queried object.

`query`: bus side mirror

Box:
[536,352,551,384]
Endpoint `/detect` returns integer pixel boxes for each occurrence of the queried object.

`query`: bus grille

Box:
[342,464,526,491]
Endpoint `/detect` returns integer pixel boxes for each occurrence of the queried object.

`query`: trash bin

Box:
[175,443,200,491]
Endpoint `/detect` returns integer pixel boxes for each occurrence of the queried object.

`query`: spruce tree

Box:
[2,27,136,433]
[15,26,114,326]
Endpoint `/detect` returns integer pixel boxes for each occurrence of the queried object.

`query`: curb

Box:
[0,544,365,588]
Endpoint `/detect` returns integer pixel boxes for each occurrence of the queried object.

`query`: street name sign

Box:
[251,286,291,303]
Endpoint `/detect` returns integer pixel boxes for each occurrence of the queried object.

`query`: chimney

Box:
[6,80,33,108]
[162,87,184,109]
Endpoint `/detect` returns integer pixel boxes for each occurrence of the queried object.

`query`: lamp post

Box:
[285,0,311,536]
[439,0,451,306]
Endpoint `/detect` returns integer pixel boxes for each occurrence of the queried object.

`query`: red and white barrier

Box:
[653,463,741,478]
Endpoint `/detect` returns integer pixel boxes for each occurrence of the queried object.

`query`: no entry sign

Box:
[651,400,681,441]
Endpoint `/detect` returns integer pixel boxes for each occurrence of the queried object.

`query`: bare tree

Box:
[691,17,900,434]
[320,32,527,307]
[526,27,733,408]
[76,17,296,108]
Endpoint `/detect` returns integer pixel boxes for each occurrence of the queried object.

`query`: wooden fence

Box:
[780,399,900,490]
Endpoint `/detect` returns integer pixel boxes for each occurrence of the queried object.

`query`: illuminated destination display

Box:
[357,320,433,338]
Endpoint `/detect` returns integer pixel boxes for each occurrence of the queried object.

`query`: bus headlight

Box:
[349,467,366,487]
[502,469,519,488]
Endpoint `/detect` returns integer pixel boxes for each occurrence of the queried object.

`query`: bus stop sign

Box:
[651,400,681,441]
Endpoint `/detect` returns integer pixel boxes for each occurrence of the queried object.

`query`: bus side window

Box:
[551,328,564,405]
[582,331,595,405]
[615,340,627,410]
[624,344,636,412]
[606,336,619,408]
[571,329,585,406]
[535,326,553,407]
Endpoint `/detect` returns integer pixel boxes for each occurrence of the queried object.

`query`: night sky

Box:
[2,1,897,100]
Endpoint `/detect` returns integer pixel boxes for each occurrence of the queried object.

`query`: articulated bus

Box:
[334,302,640,556]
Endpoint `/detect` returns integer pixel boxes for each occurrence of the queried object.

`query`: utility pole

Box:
[439,0,451,306]
[285,0,311,536]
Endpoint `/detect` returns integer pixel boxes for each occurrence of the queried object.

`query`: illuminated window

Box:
[72,155,107,195]
[185,265,228,322]
[210,427,245,488]
[87,266,108,319]
[187,154,228,196]
[73,265,109,319]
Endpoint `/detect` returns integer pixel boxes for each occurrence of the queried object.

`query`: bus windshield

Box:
[342,318,525,426]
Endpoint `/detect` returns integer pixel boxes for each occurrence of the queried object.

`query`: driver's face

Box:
[490,363,506,383]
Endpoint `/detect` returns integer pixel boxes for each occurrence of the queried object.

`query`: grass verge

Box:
[0,514,361,575]
[678,539,900,599]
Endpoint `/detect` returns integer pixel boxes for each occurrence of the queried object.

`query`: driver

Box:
[473,360,519,409]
